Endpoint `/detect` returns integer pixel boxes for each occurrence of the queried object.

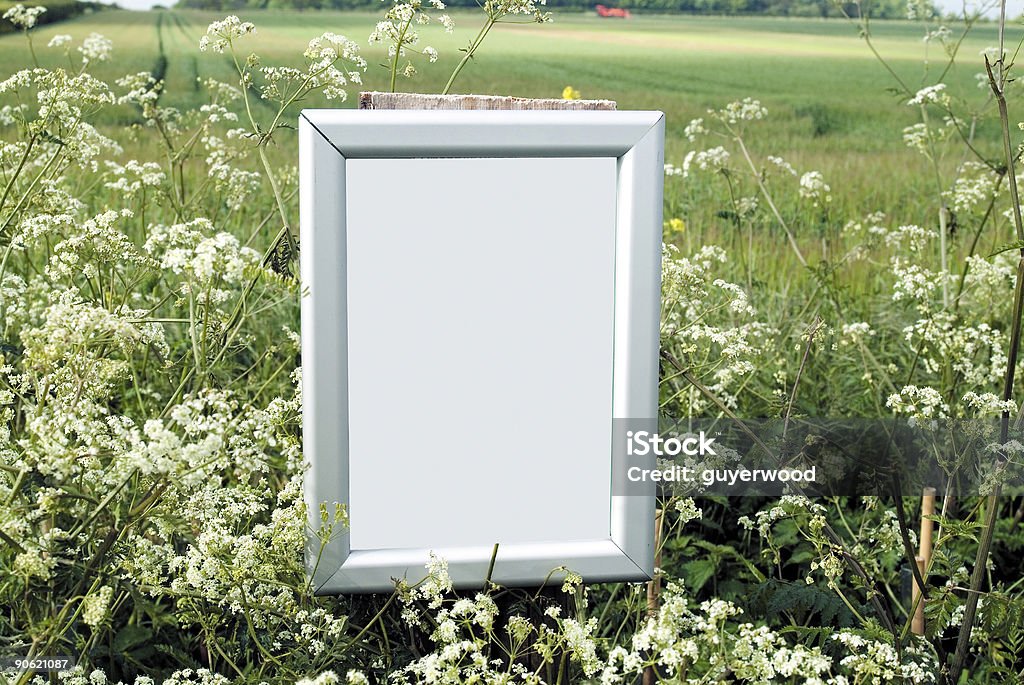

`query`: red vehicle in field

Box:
[595,4,631,17]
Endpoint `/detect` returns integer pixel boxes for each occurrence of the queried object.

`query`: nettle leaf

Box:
[113,625,153,652]
[779,624,834,648]
[758,579,854,627]
[682,559,717,593]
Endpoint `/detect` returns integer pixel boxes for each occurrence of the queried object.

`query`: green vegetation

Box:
[0,8,1003,223]
[0,0,107,33]
[2,6,1024,683]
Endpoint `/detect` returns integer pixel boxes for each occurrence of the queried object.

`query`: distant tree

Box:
[172,0,918,19]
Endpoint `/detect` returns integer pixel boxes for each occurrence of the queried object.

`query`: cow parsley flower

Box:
[79,33,113,63]
[13,549,55,580]
[681,146,730,177]
[884,224,934,252]
[104,160,166,198]
[199,15,256,53]
[82,585,114,627]
[887,385,949,425]
[947,162,998,213]
[923,25,951,42]
[766,155,797,176]
[2,4,45,30]
[798,170,831,206]
[562,617,601,676]
[962,392,1016,416]
[683,117,707,141]
[675,497,702,523]
[890,257,943,307]
[909,83,950,107]
[713,97,767,124]
[903,123,930,153]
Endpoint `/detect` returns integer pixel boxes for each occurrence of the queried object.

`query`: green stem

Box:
[951,47,1024,681]
[389,18,413,92]
[442,16,496,95]
[731,130,808,268]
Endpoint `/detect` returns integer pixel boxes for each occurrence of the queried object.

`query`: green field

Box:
[0,9,1010,217]
[2,9,1017,310]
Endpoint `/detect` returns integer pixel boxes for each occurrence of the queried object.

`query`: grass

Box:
[0,9,1015,258]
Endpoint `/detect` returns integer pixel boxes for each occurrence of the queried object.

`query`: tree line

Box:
[174,0,932,19]
[0,0,108,33]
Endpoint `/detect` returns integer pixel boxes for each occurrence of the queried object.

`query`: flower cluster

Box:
[799,170,832,206]
[369,0,451,75]
[199,15,256,53]
[2,3,44,29]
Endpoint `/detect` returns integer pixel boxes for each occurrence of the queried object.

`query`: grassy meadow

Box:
[0,9,1008,214]
[3,6,1019,391]
[1,10,1013,274]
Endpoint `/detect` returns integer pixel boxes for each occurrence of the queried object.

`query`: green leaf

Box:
[681,559,717,593]
[113,625,153,652]
[988,240,1024,257]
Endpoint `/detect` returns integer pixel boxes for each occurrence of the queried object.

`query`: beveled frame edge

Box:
[299,109,661,158]
[300,119,352,591]
[300,111,665,595]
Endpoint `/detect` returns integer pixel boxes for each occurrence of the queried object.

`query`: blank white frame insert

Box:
[300,109,664,594]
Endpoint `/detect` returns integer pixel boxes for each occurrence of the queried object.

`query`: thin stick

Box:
[911,488,936,636]
[642,509,664,685]
[920,487,936,568]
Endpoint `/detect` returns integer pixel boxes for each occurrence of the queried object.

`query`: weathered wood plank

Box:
[358,91,617,111]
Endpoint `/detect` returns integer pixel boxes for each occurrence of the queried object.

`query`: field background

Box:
[0,9,1006,225]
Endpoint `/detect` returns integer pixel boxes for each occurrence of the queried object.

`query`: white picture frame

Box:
[300,109,664,594]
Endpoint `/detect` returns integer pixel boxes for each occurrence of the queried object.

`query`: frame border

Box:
[300,110,664,594]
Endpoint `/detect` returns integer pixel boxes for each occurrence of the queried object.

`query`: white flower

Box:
[946,162,998,213]
[962,392,1016,416]
[923,25,951,42]
[890,257,943,306]
[562,617,601,676]
[909,83,950,107]
[839,322,875,346]
[79,33,113,63]
[713,97,767,124]
[2,4,46,29]
[766,155,797,175]
[82,585,114,627]
[104,160,166,198]
[903,122,931,153]
[199,15,256,53]
[675,497,702,523]
[884,224,934,252]
[798,171,831,206]
[887,385,949,423]
[682,146,730,177]
[683,117,707,141]
[13,549,55,580]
